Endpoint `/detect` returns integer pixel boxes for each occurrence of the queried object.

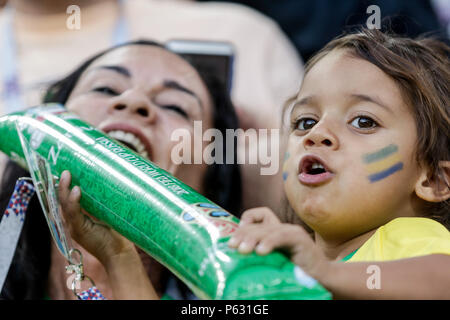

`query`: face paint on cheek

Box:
[284,152,290,161]
[363,144,404,183]
[282,152,290,181]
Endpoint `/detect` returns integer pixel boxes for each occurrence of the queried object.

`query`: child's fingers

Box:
[228,222,259,247]
[255,224,309,255]
[236,234,260,254]
[239,207,280,227]
[228,224,277,254]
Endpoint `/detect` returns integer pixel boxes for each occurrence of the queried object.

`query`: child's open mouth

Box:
[298,155,335,185]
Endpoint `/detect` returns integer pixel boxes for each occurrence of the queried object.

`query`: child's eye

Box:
[92,86,119,96]
[162,104,189,119]
[350,116,378,130]
[294,118,318,131]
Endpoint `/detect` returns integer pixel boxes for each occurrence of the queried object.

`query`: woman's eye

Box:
[295,118,317,131]
[350,116,378,129]
[162,105,189,119]
[92,87,119,96]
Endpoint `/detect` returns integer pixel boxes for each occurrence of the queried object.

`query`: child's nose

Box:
[303,124,339,150]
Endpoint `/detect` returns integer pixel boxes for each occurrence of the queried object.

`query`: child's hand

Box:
[58,170,136,265]
[228,207,330,280]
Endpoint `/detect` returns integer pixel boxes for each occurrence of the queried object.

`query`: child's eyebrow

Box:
[289,95,317,117]
[351,94,393,114]
[294,96,315,108]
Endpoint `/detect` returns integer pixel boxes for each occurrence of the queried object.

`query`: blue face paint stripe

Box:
[363,144,398,164]
[282,172,288,181]
[368,162,403,182]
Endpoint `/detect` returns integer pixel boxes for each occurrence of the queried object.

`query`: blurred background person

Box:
[432,0,450,36]
[198,0,448,60]
[0,0,304,213]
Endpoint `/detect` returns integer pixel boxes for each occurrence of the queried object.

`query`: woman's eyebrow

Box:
[163,80,203,110]
[351,94,393,113]
[89,65,131,77]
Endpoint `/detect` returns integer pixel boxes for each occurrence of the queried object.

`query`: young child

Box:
[228,29,450,299]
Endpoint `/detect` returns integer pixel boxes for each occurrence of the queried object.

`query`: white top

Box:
[0,0,304,129]
[0,0,304,211]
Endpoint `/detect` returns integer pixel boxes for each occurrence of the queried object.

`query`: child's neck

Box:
[314,228,378,261]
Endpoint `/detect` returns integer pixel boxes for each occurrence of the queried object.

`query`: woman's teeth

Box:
[107,130,149,159]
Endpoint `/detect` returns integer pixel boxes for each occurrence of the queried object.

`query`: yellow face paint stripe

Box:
[365,152,402,175]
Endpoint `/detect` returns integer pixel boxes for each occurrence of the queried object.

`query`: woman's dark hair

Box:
[1,39,242,299]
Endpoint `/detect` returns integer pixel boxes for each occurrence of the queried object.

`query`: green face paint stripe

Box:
[363,144,398,164]
[284,152,290,161]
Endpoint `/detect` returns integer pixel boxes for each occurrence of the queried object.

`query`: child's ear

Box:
[415,161,450,202]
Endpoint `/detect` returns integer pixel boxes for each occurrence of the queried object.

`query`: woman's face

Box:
[66,45,213,191]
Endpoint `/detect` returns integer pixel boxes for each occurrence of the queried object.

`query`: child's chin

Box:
[295,202,333,225]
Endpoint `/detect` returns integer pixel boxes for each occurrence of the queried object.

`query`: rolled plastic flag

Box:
[0,105,331,300]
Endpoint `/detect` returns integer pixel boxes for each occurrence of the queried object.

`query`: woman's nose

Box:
[303,121,339,150]
[109,90,156,122]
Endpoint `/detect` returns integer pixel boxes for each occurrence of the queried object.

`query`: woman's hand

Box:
[58,170,159,299]
[228,207,331,281]
[58,170,135,265]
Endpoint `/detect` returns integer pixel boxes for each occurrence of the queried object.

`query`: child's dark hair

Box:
[283,29,450,229]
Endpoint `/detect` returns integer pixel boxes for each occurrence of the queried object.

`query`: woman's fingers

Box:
[58,171,71,204]
[58,170,85,237]
[67,186,82,218]
[59,171,73,218]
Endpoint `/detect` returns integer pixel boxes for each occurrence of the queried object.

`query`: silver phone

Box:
[166,39,235,93]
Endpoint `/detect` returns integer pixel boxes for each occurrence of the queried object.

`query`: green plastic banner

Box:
[0,105,331,300]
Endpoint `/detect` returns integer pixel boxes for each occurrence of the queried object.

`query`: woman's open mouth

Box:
[298,155,335,185]
[102,124,153,160]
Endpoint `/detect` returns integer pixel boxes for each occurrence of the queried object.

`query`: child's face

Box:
[283,49,424,241]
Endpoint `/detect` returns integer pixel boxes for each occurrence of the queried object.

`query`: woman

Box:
[0,40,241,299]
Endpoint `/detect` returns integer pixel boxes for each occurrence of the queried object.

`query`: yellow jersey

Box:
[348,217,450,262]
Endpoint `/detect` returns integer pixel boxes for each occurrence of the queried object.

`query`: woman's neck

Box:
[10,0,114,15]
[314,228,378,261]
